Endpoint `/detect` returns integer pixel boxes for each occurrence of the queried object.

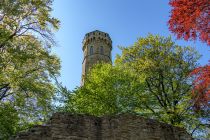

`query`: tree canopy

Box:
[115,34,201,126]
[0,0,60,48]
[168,0,209,45]
[64,63,142,116]
[0,0,60,139]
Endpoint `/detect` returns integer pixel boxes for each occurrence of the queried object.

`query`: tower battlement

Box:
[82,30,112,51]
[81,30,112,85]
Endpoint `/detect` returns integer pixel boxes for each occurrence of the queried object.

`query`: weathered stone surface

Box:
[11,112,193,140]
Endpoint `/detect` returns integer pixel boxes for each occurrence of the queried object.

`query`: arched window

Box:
[90,46,93,55]
[100,46,104,54]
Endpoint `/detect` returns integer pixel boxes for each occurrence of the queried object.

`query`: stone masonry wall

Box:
[12,112,193,140]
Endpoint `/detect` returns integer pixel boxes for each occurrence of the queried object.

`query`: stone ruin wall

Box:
[12,112,193,140]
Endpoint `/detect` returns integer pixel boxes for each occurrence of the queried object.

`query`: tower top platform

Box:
[82,30,112,50]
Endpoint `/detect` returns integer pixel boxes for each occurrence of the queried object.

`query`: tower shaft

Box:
[81,30,112,85]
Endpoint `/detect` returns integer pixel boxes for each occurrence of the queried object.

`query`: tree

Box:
[63,63,142,116]
[0,0,60,138]
[189,63,210,139]
[0,103,19,139]
[115,34,207,134]
[168,0,209,45]
[168,0,210,125]
[190,64,210,110]
[0,0,59,49]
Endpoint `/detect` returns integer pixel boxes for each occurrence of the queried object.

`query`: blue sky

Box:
[52,0,210,90]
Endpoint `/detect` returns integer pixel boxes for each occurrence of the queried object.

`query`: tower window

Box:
[100,46,104,54]
[90,46,93,55]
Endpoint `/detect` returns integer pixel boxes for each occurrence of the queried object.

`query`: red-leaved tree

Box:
[168,0,210,45]
[169,0,210,110]
[190,63,210,110]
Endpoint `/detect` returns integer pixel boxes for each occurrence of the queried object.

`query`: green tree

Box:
[64,63,142,116]
[115,34,207,135]
[0,0,60,139]
[0,103,19,139]
[0,0,59,48]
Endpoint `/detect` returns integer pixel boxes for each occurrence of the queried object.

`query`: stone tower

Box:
[81,30,112,85]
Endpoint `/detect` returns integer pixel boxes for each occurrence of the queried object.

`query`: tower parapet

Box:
[81,30,112,85]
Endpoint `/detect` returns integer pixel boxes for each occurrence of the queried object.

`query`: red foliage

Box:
[190,63,210,110]
[168,0,210,45]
